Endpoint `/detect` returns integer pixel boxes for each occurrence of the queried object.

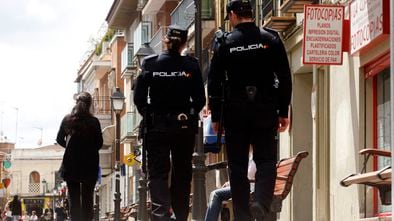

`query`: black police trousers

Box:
[146,125,195,221]
[224,102,278,221]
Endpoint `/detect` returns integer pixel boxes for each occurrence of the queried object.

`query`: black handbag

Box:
[58,135,71,178]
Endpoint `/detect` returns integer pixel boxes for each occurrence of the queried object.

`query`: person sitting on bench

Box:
[205,150,256,221]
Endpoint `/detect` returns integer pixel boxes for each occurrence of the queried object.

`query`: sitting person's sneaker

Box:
[250,201,269,220]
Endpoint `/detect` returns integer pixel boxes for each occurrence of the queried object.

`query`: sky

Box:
[0,0,113,148]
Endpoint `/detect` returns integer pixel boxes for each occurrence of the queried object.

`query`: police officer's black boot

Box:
[250,201,269,221]
[151,202,171,221]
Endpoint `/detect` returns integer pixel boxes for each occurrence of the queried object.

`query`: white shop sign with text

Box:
[350,0,384,54]
[303,5,344,65]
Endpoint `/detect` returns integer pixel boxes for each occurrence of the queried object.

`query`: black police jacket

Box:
[133,50,206,120]
[208,22,292,122]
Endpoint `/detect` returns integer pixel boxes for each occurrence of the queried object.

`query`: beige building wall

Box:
[9,145,63,196]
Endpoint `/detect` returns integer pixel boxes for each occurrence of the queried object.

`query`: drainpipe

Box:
[312,63,318,221]
[312,0,321,220]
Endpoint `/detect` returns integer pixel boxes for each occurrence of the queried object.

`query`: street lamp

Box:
[135,43,155,66]
[33,127,43,146]
[12,107,18,147]
[111,87,125,221]
[134,42,155,221]
[42,179,47,194]
[192,0,207,220]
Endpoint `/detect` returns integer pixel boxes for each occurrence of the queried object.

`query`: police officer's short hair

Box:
[225,0,253,20]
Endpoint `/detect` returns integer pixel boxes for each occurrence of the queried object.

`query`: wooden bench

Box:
[340,148,392,205]
[119,202,150,220]
[216,151,309,221]
[120,204,136,220]
[119,151,309,220]
[270,151,309,213]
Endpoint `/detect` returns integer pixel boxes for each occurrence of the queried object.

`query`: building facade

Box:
[8,145,64,216]
[269,0,392,220]
[75,0,392,220]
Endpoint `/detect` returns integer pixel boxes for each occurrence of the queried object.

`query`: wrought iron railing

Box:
[121,43,135,72]
[93,96,111,115]
[121,112,140,141]
[262,0,274,17]
[171,0,215,28]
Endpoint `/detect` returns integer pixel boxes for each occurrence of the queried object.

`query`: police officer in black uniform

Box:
[207,1,292,220]
[133,24,206,221]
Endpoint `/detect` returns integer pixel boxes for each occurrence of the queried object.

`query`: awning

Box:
[102,125,115,148]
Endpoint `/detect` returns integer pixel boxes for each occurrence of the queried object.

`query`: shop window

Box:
[375,67,391,213]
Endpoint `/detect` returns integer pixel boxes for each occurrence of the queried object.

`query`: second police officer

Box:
[133,24,206,221]
[208,0,292,220]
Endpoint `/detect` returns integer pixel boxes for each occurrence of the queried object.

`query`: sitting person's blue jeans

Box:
[205,186,232,221]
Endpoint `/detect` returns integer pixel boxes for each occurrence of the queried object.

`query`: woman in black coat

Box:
[56,92,103,221]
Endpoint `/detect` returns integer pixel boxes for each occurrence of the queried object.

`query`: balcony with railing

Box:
[93,96,112,129]
[170,0,216,47]
[262,0,274,18]
[262,0,296,32]
[150,26,168,54]
[121,112,141,143]
[134,21,152,58]
[171,0,195,29]
[281,0,318,14]
[121,43,136,78]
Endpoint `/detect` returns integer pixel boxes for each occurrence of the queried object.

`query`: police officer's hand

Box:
[212,122,220,134]
[222,181,230,188]
[278,117,289,132]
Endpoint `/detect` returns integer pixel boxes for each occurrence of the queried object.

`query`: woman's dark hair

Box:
[164,36,187,53]
[164,25,188,53]
[65,92,93,134]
